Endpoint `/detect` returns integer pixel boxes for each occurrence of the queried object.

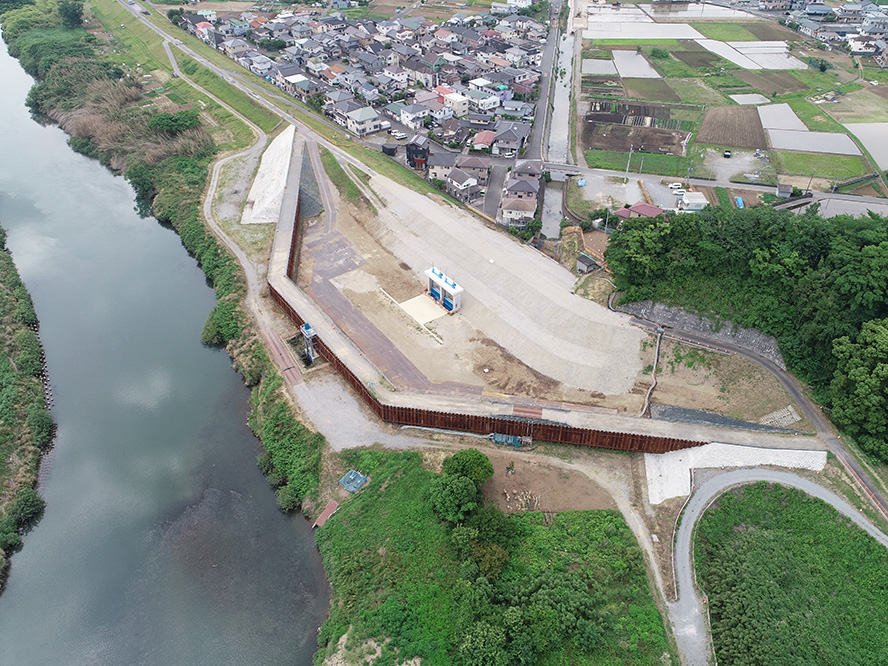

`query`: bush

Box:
[148,109,201,133]
[429,473,478,523]
[26,405,54,449]
[442,448,494,487]
[8,487,45,527]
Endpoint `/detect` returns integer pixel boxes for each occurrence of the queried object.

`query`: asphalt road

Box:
[525,0,563,161]
[670,468,888,666]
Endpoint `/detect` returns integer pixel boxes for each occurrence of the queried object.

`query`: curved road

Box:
[670,469,888,666]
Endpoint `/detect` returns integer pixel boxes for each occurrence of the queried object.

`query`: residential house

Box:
[400,103,431,130]
[455,155,490,185]
[492,120,531,156]
[443,92,470,117]
[499,198,536,227]
[472,129,496,150]
[503,177,539,199]
[513,160,542,181]
[345,106,382,136]
[447,168,479,201]
[406,135,431,169]
[426,152,457,181]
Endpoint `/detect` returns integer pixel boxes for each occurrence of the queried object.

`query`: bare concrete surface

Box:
[366,174,647,395]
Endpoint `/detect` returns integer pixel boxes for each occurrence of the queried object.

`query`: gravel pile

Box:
[651,405,795,434]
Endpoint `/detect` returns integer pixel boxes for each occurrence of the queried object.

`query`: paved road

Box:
[670,469,888,666]
[525,0,563,161]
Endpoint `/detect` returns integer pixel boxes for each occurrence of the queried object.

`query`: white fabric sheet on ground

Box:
[844,122,888,169]
[730,93,770,105]
[582,59,618,75]
[639,3,755,19]
[757,103,807,130]
[612,50,661,79]
[585,6,653,22]
[645,443,827,504]
[768,129,862,155]
[694,39,759,69]
[584,23,703,40]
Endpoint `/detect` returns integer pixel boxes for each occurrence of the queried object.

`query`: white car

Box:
[391,130,407,140]
[667,182,683,189]
[673,189,687,196]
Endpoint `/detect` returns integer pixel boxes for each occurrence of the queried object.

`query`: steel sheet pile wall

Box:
[267,193,702,454]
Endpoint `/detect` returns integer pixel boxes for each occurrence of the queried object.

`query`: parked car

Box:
[391,130,407,140]
[723,150,732,158]
[673,189,687,196]
[667,182,683,189]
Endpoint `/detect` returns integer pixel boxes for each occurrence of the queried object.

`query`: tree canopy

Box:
[606,205,888,460]
[443,448,495,487]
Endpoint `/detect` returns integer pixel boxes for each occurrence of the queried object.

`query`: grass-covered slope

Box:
[695,482,888,666]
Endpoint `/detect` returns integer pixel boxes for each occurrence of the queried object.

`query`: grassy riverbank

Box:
[0,223,54,586]
[0,0,323,522]
[316,448,675,666]
[695,482,888,666]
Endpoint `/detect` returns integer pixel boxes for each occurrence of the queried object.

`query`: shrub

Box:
[8,487,45,527]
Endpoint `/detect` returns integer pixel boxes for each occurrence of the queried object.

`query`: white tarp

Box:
[844,123,888,168]
[584,22,703,40]
[582,59,618,75]
[612,50,661,79]
[758,103,807,130]
[768,129,862,155]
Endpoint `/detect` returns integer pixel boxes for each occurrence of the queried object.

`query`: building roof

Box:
[629,202,664,217]
[448,167,475,185]
[346,106,379,122]
[506,177,539,193]
[427,152,457,167]
[501,197,537,212]
[472,129,496,145]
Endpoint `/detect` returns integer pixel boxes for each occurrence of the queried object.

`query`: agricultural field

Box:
[744,21,803,41]
[690,22,759,42]
[735,69,808,94]
[622,78,681,103]
[583,123,687,155]
[774,151,870,180]
[671,50,723,69]
[695,483,888,666]
[696,106,767,149]
[825,88,888,123]
[668,78,729,105]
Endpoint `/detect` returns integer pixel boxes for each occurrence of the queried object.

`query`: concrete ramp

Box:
[243,125,296,224]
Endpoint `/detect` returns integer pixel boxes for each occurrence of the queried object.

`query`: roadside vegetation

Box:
[606,206,888,462]
[0,223,54,587]
[695,482,888,665]
[315,448,674,666]
[0,0,322,519]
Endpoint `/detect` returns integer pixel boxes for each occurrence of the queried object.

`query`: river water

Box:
[0,38,328,664]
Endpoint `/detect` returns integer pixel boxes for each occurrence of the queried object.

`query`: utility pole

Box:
[806,167,817,194]
[624,143,633,183]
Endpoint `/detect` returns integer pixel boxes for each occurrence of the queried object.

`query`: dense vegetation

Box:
[605,205,888,460]
[695,483,888,666]
[0,222,54,584]
[0,0,322,514]
[315,448,673,666]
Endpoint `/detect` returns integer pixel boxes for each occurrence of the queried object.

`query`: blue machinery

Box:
[425,267,464,312]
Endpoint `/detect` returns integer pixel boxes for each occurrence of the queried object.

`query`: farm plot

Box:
[612,50,661,78]
[758,103,807,130]
[775,151,869,180]
[584,23,703,40]
[745,22,802,41]
[622,78,681,102]
[582,59,617,75]
[767,129,861,155]
[730,93,770,105]
[583,122,688,155]
[826,89,888,123]
[691,22,759,42]
[581,76,624,97]
[696,106,767,149]
[843,123,888,169]
[669,78,729,105]
[735,70,809,94]
[672,50,722,68]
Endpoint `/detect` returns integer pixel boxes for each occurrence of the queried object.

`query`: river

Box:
[0,38,328,665]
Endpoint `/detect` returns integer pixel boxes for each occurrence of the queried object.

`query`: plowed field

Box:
[696,106,766,149]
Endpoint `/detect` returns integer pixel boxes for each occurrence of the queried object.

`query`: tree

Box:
[442,448,494,487]
[458,621,510,666]
[8,487,45,527]
[58,0,83,28]
[830,318,888,461]
[650,48,670,59]
[429,473,478,523]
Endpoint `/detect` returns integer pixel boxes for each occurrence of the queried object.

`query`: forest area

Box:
[605,205,888,461]
[695,483,888,666]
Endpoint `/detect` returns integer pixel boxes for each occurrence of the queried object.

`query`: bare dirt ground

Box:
[584,122,687,155]
[652,339,812,429]
[696,106,767,149]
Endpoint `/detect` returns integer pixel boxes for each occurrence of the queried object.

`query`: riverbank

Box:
[0,222,54,586]
[0,0,325,521]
